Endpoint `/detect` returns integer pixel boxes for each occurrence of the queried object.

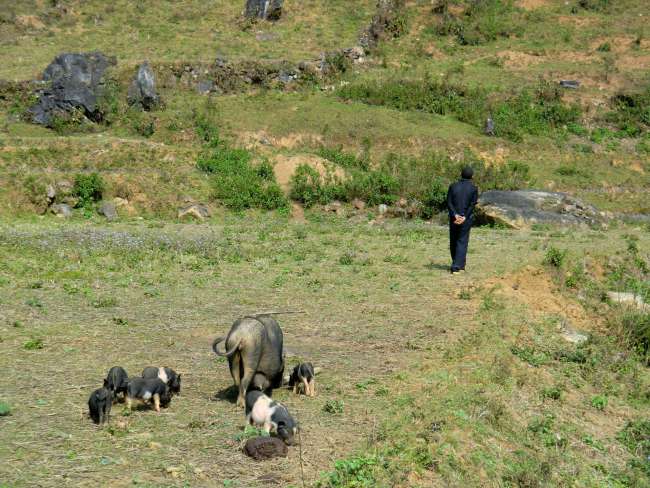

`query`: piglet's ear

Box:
[103,378,109,387]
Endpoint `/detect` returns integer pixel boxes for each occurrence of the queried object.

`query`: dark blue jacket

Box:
[447,179,479,221]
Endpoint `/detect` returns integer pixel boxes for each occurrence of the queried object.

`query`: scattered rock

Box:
[50,203,72,218]
[559,321,589,344]
[606,291,648,310]
[245,0,283,21]
[475,190,602,229]
[98,201,118,221]
[196,80,215,95]
[324,201,343,213]
[378,204,389,216]
[359,0,407,51]
[29,51,117,126]
[243,437,288,460]
[352,198,366,210]
[178,204,210,221]
[127,61,160,111]
[559,80,580,89]
[46,184,56,203]
[256,32,278,42]
[484,116,495,136]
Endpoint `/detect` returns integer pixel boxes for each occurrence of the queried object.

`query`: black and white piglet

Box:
[105,366,129,399]
[141,366,181,395]
[288,362,316,397]
[245,390,298,445]
[88,379,113,424]
[125,378,171,413]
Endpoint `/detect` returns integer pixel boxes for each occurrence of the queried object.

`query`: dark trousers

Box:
[449,219,472,271]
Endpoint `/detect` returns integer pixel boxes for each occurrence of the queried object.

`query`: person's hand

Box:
[454,215,466,225]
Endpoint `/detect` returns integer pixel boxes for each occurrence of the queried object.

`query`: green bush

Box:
[619,311,650,364]
[73,173,104,208]
[197,136,287,211]
[344,170,399,206]
[436,0,524,46]
[318,147,370,171]
[543,247,567,268]
[317,455,378,488]
[338,78,580,142]
[289,164,344,208]
[0,402,10,416]
[422,177,448,218]
[607,86,650,136]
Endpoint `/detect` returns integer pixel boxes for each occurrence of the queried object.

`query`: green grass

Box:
[0,219,648,486]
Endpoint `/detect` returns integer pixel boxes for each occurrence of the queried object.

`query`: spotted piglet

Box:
[245,390,298,445]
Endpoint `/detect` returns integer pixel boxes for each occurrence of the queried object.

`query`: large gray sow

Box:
[212,314,284,408]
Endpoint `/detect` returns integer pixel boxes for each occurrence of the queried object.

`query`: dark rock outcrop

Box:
[29,51,116,126]
[475,190,602,229]
[244,0,283,21]
[127,61,160,111]
[98,201,118,221]
[359,0,407,51]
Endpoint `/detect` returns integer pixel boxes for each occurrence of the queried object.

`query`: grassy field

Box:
[1,0,649,486]
[0,216,649,487]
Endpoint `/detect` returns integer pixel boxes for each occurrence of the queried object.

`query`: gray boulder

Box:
[245,0,283,21]
[98,201,118,221]
[29,51,116,126]
[475,190,601,229]
[127,62,160,111]
[50,203,72,218]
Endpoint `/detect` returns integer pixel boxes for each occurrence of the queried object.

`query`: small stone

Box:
[178,204,210,221]
[98,202,118,221]
[352,198,366,210]
[50,203,72,218]
[324,201,342,213]
[378,204,388,215]
[149,441,162,449]
[46,184,56,201]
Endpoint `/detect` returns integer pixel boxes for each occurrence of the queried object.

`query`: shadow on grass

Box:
[213,385,238,403]
[425,262,451,272]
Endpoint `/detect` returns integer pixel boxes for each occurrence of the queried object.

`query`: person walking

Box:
[447,166,478,274]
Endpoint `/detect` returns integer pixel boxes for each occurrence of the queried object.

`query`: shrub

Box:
[590,395,608,410]
[0,402,10,416]
[607,86,650,136]
[318,147,370,171]
[344,170,399,206]
[574,0,609,11]
[23,175,48,209]
[317,455,378,488]
[619,311,650,364]
[73,173,104,208]
[24,338,44,350]
[436,0,524,46]
[323,399,344,414]
[422,177,448,218]
[543,247,567,268]
[198,136,287,211]
[338,78,580,141]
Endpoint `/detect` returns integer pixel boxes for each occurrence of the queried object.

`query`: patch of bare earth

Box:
[516,0,550,10]
[273,154,346,191]
[483,266,596,330]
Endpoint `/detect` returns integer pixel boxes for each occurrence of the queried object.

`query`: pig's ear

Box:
[177,374,181,380]
[103,378,109,387]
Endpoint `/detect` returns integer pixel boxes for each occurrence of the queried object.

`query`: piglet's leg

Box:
[309,379,316,397]
[153,394,161,413]
[126,397,133,411]
[263,421,272,435]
